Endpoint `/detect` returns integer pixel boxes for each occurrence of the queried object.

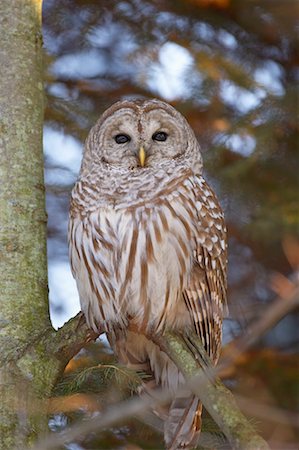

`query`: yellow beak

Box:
[139,146,146,167]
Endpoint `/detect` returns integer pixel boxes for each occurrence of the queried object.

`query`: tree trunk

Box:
[0,7,97,447]
[0,1,54,447]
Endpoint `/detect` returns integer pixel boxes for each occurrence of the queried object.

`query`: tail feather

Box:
[165,395,202,449]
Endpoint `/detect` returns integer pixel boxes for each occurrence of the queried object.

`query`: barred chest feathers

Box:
[69,174,203,334]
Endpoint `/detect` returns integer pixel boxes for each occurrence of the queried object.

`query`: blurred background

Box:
[42,0,298,448]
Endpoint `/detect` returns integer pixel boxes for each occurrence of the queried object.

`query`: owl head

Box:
[81,98,203,175]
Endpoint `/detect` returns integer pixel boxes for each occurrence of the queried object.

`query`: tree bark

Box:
[0,1,65,447]
[0,2,99,447]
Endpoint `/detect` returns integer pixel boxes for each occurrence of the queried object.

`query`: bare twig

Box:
[30,386,174,450]
[221,286,299,367]
[235,394,299,429]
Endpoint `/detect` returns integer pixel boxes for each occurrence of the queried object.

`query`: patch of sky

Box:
[44,127,82,174]
[254,60,284,96]
[220,80,266,113]
[49,261,81,329]
[115,1,135,16]
[226,134,256,156]
[223,319,239,345]
[193,22,215,42]
[155,11,190,33]
[47,82,75,100]
[45,168,77,187]
[65,444,85,450]
[215,132,256,157]
[148,42,194,100]
[46,194,69,262]
[87,22,137,54]
[51,49,106,79]
[218,29,238,49]
[85,23,140,79]
[116,0,156,18]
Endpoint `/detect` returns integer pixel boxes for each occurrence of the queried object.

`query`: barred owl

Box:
[68,99,227,449]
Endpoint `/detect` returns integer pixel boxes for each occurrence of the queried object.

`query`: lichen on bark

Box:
[0,0,54,446]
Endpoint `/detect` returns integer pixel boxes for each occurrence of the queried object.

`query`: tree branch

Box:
[30,283,298,449]
[50,313,100,368]
[156,331,269,450]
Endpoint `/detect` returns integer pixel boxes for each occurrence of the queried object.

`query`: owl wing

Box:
[183,175,227,362]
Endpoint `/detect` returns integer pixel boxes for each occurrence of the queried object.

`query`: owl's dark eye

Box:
[152,131,168,142]
[114,134,131,144]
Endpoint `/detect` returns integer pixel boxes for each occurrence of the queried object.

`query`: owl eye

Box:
[152,131,168,142]
[114,134,131,144]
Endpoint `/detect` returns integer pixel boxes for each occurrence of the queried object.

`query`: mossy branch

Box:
[30,327,270,450]
[155,331,269,450]
[50,313,99,368]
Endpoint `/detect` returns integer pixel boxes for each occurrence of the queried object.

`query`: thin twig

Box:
[221,286,299,368]
[30,387,172,450]
[235,394,299,429]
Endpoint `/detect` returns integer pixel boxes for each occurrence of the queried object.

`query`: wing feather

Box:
[183,176,227,362]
